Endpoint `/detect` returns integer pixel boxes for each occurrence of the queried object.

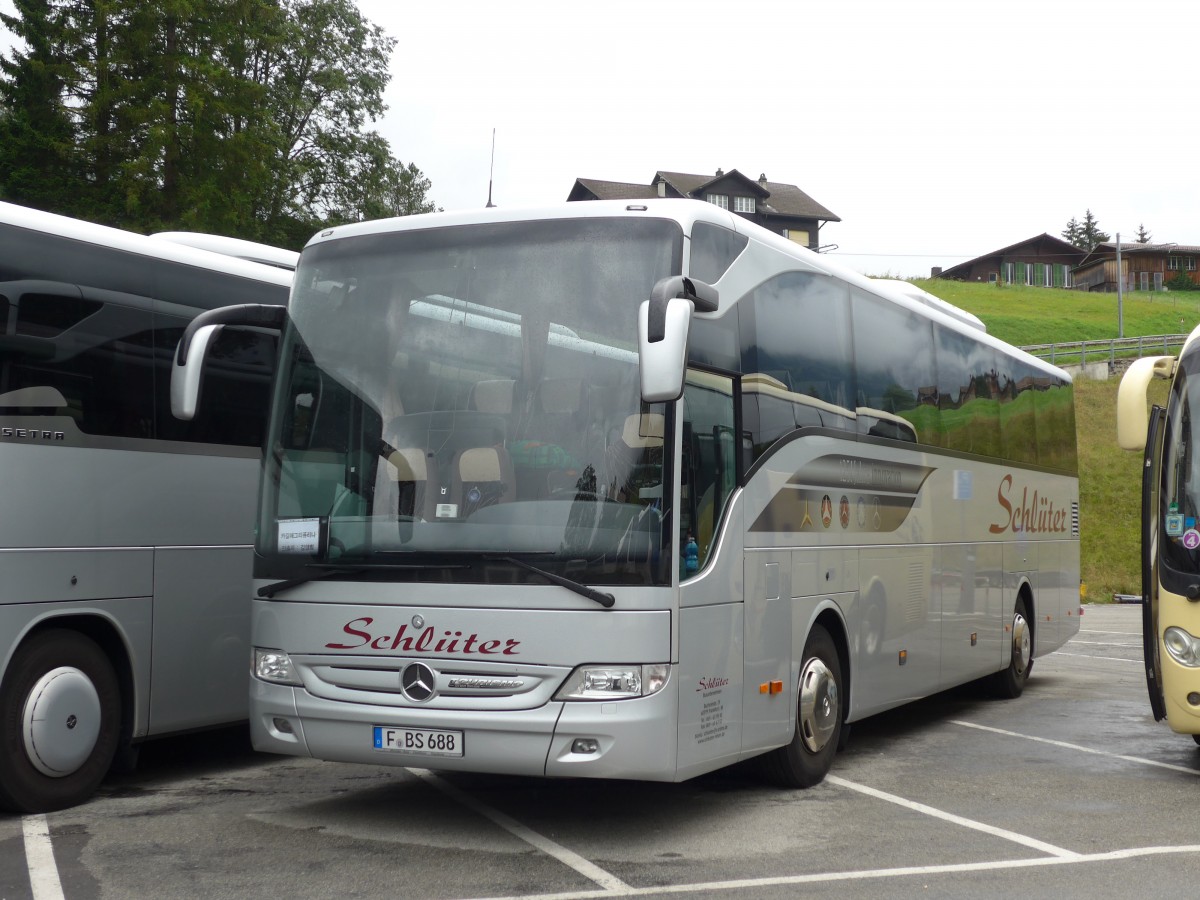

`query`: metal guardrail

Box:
[1020,334,1190,365]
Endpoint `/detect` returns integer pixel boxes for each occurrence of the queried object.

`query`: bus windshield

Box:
[259,216,682,585]
[1162,345,1200,575]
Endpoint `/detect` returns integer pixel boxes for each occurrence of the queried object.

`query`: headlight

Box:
[254,648,302,685]
[554,664,670,701]
[1163,627,1200,668]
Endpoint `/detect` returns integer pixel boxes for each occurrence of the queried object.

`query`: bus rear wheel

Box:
[761,624,843,788]
[989,598,1033,699]
[0,630,121,813]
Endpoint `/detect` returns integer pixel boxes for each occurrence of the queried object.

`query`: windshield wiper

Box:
[493,555,615,609]
[257,560,469,599]
[257,565,369,599]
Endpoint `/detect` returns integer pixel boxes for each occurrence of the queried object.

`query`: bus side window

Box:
[680,370,736,579]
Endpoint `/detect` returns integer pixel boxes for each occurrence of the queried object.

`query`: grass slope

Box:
[904,279,1185,601]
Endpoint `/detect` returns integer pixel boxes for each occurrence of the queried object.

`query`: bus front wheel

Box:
[0,630,122,813]
[761,624,843,788]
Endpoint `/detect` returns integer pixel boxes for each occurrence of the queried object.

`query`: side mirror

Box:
[170,303,287,420]
[638,276,718,403]
[1116,355,1176,451]
[171,324,223,420]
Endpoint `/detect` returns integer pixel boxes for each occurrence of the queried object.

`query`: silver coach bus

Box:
[0,202,292,812]
[174,199,1080,788]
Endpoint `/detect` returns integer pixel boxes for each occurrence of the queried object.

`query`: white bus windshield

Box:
[260,217,683,585]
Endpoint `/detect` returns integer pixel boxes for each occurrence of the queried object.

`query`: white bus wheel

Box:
[0,630,122,814]
[760,624,843,788]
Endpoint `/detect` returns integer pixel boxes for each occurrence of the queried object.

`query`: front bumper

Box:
[250,670,681,781]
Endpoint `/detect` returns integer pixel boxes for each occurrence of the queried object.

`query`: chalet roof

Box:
[569,178,656,201]
[1076,241,1200,269]
[567,169,840,222]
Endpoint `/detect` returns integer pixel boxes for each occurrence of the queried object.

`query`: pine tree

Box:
[0,0,85,214]
[1080,209,1110,250]
[1061,217,1082,247]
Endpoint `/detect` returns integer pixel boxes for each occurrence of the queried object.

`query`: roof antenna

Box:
[485,128,496,208]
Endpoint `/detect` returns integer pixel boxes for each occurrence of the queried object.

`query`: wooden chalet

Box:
[935,234,1084,288]
[1073,242,1200,292]
[566,169,839,252]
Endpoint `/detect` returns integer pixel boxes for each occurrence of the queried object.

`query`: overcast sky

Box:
[357,0,1200,277]
[4,0,1197,278]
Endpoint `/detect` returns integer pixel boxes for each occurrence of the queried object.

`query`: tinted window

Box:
[0,284,274,447]
[1001,358,1039,465]
[687,311,740,372]
[689,223,748,285]
[935,325,1001,456]
[739,271,855,459]
[850,289,934,444]
[155,320,277,447]
[1035,375,1078,473]
[1,288,157,439]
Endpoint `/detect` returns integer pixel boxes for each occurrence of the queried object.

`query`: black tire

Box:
[0,629,122,813]
[760,624,843,788]
[989,597,1033,699]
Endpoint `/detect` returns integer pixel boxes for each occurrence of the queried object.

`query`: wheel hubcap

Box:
[799,657,839,753]
[1012,613,1031,676]
[22,667,102,777]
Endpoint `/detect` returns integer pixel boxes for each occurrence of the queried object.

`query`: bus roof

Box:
[0,201,293,288]
[299,199,1067,382]
[150,232,299,271]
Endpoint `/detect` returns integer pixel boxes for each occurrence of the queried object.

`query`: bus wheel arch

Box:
[760,613,847,788]
[990,587,1034,699]
[0,622,128,813]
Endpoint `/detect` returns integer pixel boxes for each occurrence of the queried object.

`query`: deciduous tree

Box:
[0,0,436,246]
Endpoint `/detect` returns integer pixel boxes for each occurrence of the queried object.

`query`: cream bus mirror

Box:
[638,276,718,403]
[171,303,286,420]
[1116,355,1176,451]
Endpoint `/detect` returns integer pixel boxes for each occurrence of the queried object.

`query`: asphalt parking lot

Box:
[4,602,1200,900]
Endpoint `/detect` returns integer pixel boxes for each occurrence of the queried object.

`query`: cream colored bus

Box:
[1118,332,1200,741]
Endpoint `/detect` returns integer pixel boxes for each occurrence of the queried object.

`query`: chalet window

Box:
[1168,256,1196,271]
[733,196,755,213]
[706,193,728,209]
[783,229,810,246]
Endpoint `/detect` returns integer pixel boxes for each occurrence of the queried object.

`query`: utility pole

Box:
[485,128,496,208]
[1116,232,1123,338]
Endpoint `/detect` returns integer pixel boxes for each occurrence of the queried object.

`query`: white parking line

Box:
[1054,651,1140,664]
[22,815,65,900]
[456,845,1200,900]
[1067,639,1139,647]
[409,768,631,893]
[825,775,1079,857]
[951,720,1200,775]
[1079,630,1140,636]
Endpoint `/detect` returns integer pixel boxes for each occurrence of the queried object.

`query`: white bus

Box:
[174,199,1081,787]
[0,201,292,813]
[1118,331,1200,741]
